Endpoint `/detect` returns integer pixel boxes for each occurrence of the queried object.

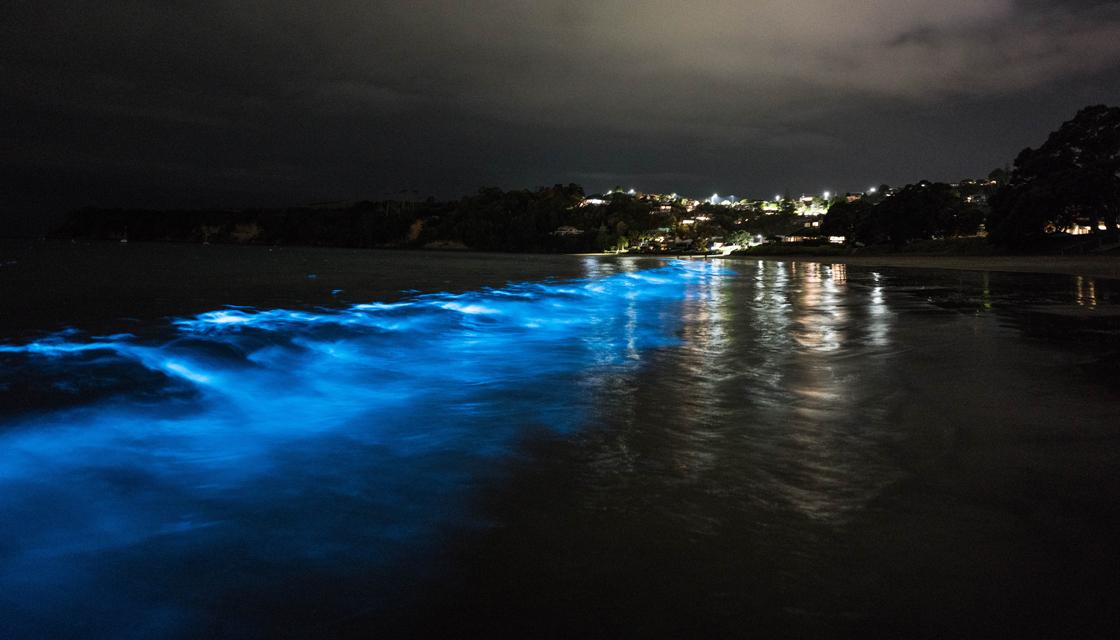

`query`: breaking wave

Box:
[0,260,724,637]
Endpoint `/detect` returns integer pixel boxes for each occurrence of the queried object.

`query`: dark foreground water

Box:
[1,241,1119,638]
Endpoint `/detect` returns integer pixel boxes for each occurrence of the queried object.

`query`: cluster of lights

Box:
[604,185,884,203]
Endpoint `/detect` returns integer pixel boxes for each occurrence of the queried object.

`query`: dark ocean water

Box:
[1,241,1118,638]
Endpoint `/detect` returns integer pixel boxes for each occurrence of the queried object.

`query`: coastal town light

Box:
[823,191,831,199]
[868,186,878,194]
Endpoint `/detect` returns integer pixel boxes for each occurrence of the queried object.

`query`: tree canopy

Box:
[989,105,1120,246]
[821,181,984,247]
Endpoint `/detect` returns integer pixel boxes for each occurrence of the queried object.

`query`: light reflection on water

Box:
[1,256,1117,638]
[666,260,901,526]
[1075,275,1098,308]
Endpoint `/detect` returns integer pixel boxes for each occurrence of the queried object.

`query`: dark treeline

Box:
[820,180,989,249]
[49,189,583,252]
[817,104,1120,252]
[50,184,794,253]
[51,105,1120,254]
[989,105,1120,248]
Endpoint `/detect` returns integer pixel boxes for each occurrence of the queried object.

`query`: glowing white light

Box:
[823,191,831,199]
[441,302,499,315]
[868,186,878,194]
[628,188,636,195]
[205,311,252,324]
[774,195,782,201]
[164,361,211,384]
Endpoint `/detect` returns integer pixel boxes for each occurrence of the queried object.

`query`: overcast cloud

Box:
[2,0,1119,230]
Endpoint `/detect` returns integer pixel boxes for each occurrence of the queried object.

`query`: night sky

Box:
[3,1,1120,233]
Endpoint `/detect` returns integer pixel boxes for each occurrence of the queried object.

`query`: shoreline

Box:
[576,250,1120,280]
[719,254,1120,280]
[11,239,1117,280]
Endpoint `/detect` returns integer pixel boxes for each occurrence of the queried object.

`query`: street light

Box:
[823,191,831,199]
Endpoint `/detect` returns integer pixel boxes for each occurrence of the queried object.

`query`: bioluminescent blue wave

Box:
[0,260,725,638]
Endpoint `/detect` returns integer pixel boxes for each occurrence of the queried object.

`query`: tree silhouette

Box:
[990,105,1120,246]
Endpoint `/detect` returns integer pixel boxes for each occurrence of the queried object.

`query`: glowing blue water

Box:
[0,260,724,637]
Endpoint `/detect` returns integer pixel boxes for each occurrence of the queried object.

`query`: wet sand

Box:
[728,254,1120,280]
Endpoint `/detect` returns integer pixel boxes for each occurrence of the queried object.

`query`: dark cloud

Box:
[2,1,1119,232]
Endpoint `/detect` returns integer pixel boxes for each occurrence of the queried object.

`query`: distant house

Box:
[551,225,584,236]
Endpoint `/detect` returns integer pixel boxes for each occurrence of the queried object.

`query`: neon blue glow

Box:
[0,260,726,636]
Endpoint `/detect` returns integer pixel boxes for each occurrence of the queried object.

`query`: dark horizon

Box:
[3,1,1120,235]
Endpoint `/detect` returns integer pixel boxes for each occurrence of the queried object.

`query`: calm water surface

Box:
[1,241,1118,638]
